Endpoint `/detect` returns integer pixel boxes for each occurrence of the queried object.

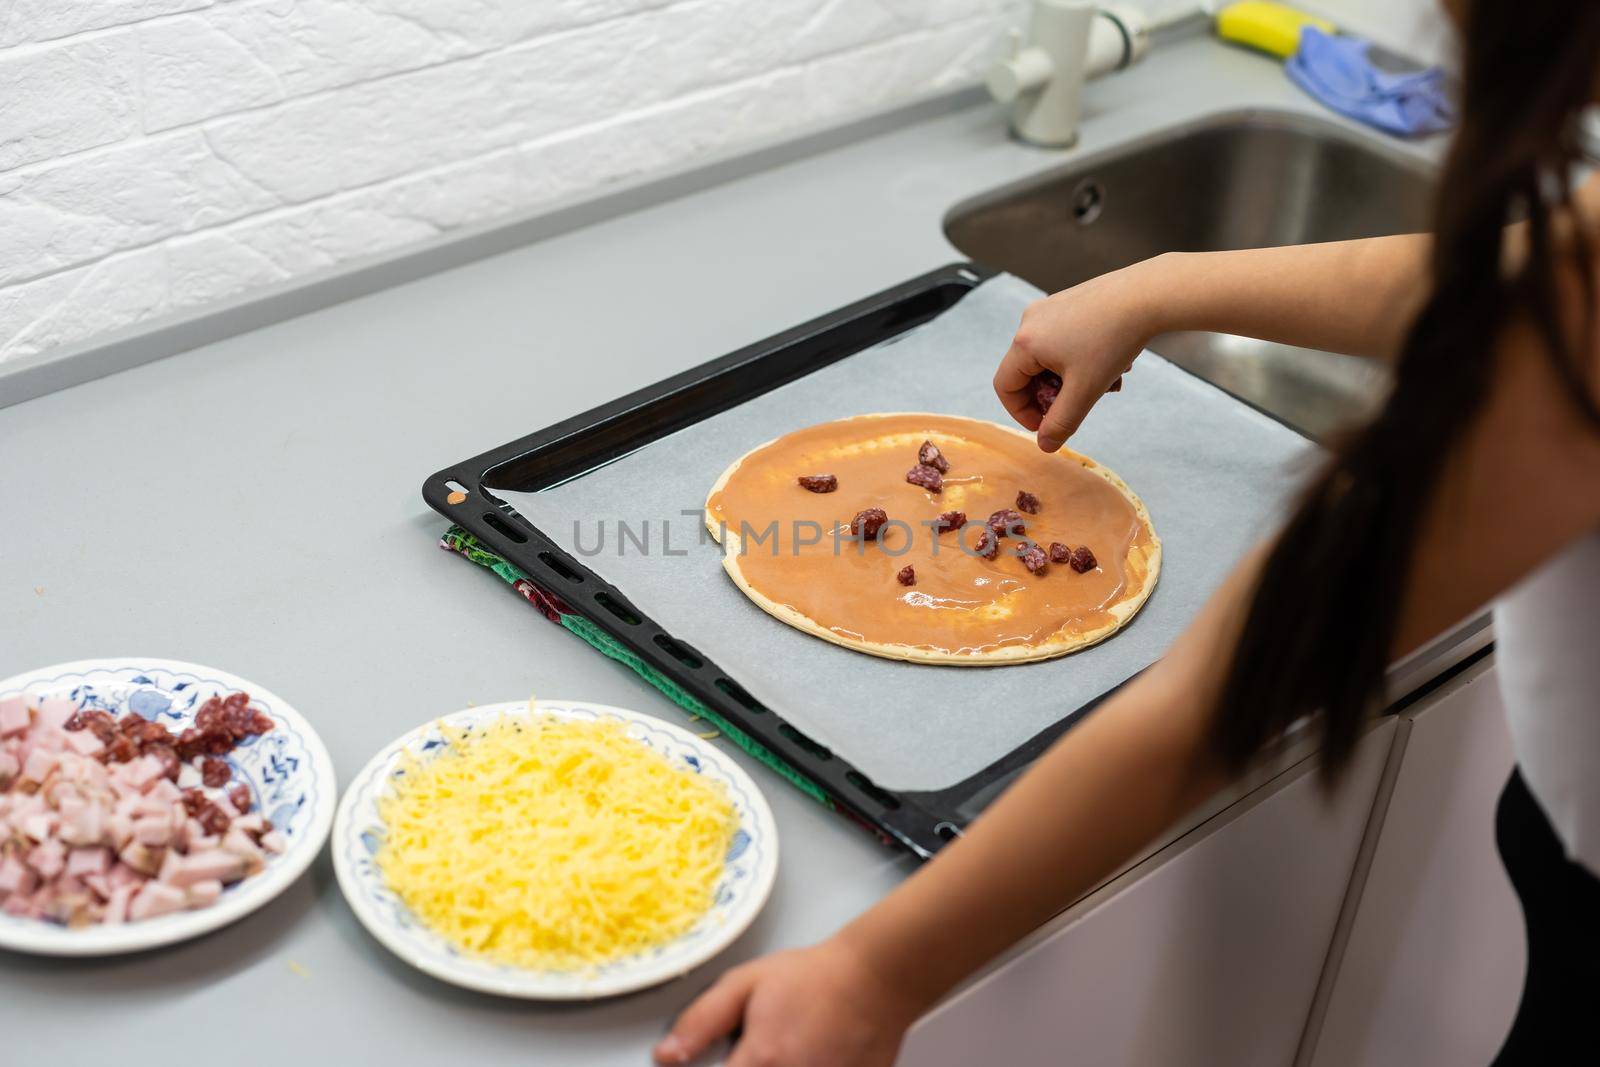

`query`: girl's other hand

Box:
[994,257,1167,452]
[655,938,921,1067]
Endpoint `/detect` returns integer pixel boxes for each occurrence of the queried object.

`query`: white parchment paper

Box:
[495,275,1317,791]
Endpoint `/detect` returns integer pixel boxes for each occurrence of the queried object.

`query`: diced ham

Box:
[20,748,58,785]
[106,811,134,851]
[157,846,183,885]
[63,729,105,757]
[66,845,110,878]
[29,729,66,754]
[3,688,281,930]
[131,815,172,848]
[118,841,164,877]
[57,795,105,846]
[185,879,223,908]
[167,849,245,887]
[107,862,143,890]
[127,882,186,921]
[103,884,135,924]
[0,696,28,737]
[34,697,79,733]
[20,812,55,843]
[2,889,43,918]
[221,828,266,875]
[133,794,171,820]
[0,855,39,895]
[232,813,266,836]
[83,871,112,900]
[117,754,166,793]
[26,838,66,879]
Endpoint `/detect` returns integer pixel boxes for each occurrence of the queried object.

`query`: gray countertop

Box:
[0,33,1438,1064]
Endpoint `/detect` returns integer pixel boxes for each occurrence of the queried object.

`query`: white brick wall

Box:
[0,0,1036,365]
[0,0,1446,368]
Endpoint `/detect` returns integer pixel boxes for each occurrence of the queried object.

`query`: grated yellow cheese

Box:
[375,714,737,971]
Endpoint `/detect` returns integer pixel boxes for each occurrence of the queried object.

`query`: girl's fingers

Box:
[725,1039,781,1067]
[994,344,1047,431]
[993,340,1045,395]
[656,968,760,1065]
[1035,376,1091,452]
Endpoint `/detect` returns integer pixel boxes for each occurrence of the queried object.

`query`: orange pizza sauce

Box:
[705,414,1156,657]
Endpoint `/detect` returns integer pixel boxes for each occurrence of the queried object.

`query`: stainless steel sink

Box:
[944,110,1438,439]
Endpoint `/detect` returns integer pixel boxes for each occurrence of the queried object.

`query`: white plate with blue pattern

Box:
[332,698,780,999]
[0,657,336,957]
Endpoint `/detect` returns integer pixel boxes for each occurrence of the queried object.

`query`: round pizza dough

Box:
[703,412,1161,665]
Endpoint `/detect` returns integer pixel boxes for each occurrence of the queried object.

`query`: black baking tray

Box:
[424,262,1136,858]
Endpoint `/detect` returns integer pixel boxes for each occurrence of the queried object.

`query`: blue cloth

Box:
[1286,26,1455,137]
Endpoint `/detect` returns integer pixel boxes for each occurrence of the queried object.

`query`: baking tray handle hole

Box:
[594,592,642,625]
[653,634,703,669]
[537,551,584,584]
[714,678,768,713]
[845,771,900,810]
[778,723,833,761]
[482,511,529,544]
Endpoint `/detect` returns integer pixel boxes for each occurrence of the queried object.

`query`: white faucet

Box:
[987,2,1154,147]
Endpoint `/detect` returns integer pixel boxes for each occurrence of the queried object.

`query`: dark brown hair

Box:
[1212,0,1600,777]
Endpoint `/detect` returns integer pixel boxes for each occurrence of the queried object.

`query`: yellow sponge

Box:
[1215,1,1336,59]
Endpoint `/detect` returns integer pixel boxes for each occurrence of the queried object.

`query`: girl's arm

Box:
[992,235,1435,450]
[658,294,1600,1067]
[998,169,1600,452]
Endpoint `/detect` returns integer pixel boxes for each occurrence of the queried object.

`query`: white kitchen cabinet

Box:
[1303,658,1523,1067]
[897,718,1395,1067]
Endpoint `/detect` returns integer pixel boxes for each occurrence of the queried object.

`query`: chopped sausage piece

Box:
[145,744,180,782]
[128,719,170,747]
[797,474,838,493]
[64,709,118,745]
[1016,490,1040,514]
[849,508,889,541]
[200,758,232,789]
[905,464,943,493]
[973,528,1000,560]
[933,510,966,533]
[1033,371,1062,414]
[986,509,1026,538]
[103,737,138,764]
[227,782,252,814]
[174,728,206,762]
[182,787,235,834]
[1069,546,1098,573]
[918,440,949,473]
[1049,542,1071,564]
[1021,543,1049,575]
[896,565,916,586]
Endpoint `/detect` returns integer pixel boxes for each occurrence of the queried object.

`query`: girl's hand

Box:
[994,257,1167,452]
[655,938,922,1067]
